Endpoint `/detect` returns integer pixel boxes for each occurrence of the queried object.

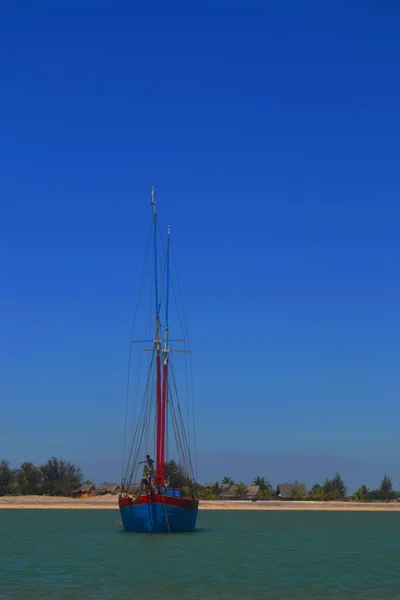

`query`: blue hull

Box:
[120,500,198,533]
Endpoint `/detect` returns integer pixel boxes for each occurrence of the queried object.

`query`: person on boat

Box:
[139,455,155,481]
[136,469,150,497]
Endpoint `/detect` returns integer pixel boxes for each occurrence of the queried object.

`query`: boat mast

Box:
[151,187,162,486]
[160,224,171,486]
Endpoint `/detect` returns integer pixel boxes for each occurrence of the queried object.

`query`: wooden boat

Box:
[119,188,198,533]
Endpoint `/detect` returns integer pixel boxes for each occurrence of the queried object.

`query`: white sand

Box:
[1,495,400,511]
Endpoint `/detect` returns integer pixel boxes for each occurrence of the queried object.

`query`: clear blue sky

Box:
[1,1,400,490]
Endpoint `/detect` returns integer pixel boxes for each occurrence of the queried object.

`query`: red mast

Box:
[152,188,170,488]
[160,362,167,485]
[159,225,171,486]
[151,188,163,486]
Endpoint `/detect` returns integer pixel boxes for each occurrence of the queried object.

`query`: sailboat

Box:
[119,188,199,533]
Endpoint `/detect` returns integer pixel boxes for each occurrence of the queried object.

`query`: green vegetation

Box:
[2,458,399,503]
[222,476,234,485]
[310,483,325,500]
[16,462,43,495]
[235,482,249,497]
[363,475,399,501]
[323,472,347,500]
[352,484,369,501]
[260,488,274,500]
[308,473,347,500]
[252,476,272,491]
[164,459,192,489]
[0,460,17,496]
[290,487,306,499]
[309,473,400,502]
[0,457,84,496]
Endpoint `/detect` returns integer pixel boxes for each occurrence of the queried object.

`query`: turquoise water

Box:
[1,509,400,599]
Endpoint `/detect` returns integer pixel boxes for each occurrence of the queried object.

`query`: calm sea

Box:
[1,509,400,599]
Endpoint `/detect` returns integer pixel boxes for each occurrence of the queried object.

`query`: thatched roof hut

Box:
[71,483,96,497]
[95,483,120,495]
[277,483,307,498]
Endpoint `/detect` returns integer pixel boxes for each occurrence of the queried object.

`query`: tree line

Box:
[197,473,400,501]
[1,457,398,502]
[0,458,84,496]
[158,467,400,502]
[0,458,190,497]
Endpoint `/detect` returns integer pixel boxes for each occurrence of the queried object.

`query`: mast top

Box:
[151,186,156,219]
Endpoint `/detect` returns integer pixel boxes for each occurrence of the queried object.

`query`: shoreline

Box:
[1,496,400,511]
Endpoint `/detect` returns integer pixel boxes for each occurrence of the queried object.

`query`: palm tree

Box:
[260,488,274,500]
[222,476,234,486]
[323,472,347,499]
[198,487,214,499]
[235,482,248,498]
[16,462,43,495]
[211,482,223,496]
[353,484,368,501]
[380,474,393,494]
[0,460,16,496]
[252,476,272,491]
[310,483,325,500]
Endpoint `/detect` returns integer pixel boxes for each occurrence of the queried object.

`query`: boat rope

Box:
[121,223,154,485]
[146,488,153,534]
[124,352,156,487]
[169,240,198,481]
[169,358,196,485]
[161,494,171,534]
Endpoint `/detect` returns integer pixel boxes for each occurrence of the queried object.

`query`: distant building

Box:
[277,483,307,499]
[123,483,140,495]
[71,483,96,498]
[243,485,261,500]
[220,484,261,500]
[95,483,120,495]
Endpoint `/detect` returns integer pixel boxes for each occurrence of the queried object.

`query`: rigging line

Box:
[146,488,153,534]
[169,239,198,480]
[169,398,191,486]
[133,371,156,466]
[121,342,133,484]
[169,359,195,480]
[122,222,153,484]
[167,245,197,474]
[165,370,184,461]
[125,359,153,479]
[162,493,171,534]
[129,340,144,454]
[170,344,197,481]
[126,265,156,485]
[125,352,156,485]
[132,274,154,416]
[166,240,197,471]
[154,207,169,322]
[168,363,193,476]
[127,371,156,485]
[168,392,188,470]
[188,353,198,482]
[165,226,171,329]
[129,223,154,340]
[151,187,160,318]
[169,271,187,348]
[170,239,192,349]
[168,399,184,468]
[156,225,168,314]
[183,339,191,471]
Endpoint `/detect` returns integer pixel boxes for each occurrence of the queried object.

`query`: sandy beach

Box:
[1,495,400,511]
